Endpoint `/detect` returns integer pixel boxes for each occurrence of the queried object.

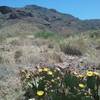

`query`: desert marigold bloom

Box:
[47,71,53,75]
[86,71,94,77]
[36,90,44,96]
[43,67,49,72]
[26,73,31,78]
[78,74,84,78]
[79,83,85,88]
[93,72,100,76]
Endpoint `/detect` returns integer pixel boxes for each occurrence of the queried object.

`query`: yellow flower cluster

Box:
[86,71,94,77]
[20,66,100,100]
[38,67,53,76]
[43,68,49,72]
[93,72,100,76]
[38,67,50,72]
[79,83,85,88]
[86,71,100,77]
[36,90,44,96]
[77,71,100,79]
[38,68,43,72]
[47,71,53,75]
[78,74,84,78]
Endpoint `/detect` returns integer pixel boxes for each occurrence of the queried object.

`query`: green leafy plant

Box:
[34,32,56,39]
[20,66,100,100]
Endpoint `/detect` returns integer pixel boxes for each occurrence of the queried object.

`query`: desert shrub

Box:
[60,43,82,56]
[48,43,54,49]
[20,66,100,100]
[0,56,3,63]
[0,35,6,43]
[34,32,56,39]
[83,30,100,38]
[10,39,19,46]
[89,31,100,38]
[58,36,87,56]
[14,50,22,63]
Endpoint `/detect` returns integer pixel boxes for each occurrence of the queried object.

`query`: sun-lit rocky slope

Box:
[0,5,100,37]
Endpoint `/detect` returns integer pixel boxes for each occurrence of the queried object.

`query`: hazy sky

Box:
[0,0,100,19]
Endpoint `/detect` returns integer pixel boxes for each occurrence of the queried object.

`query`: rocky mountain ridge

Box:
[0,5,100,36]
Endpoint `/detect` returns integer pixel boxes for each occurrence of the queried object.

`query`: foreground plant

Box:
[20,66,100,100]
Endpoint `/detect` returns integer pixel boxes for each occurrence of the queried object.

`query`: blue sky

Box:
[0,0,100,19]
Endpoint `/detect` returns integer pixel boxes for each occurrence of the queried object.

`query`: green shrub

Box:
[20,67,100,100]
[0,35,6,43]
[83,30,100,38]
[14,50,22,63]
[34,32,56,39]
[90,30,100,38]
[0,56,3,63]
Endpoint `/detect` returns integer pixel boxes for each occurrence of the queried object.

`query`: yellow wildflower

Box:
[78,75,84,78]
[84,92,92,96]
[47,71,53,75]
[36,90,44,96]
[93,72,100,76]
[86,71,94,77]
[26,73,30,78]
[79,83,85,88]
[43,67,49,72]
